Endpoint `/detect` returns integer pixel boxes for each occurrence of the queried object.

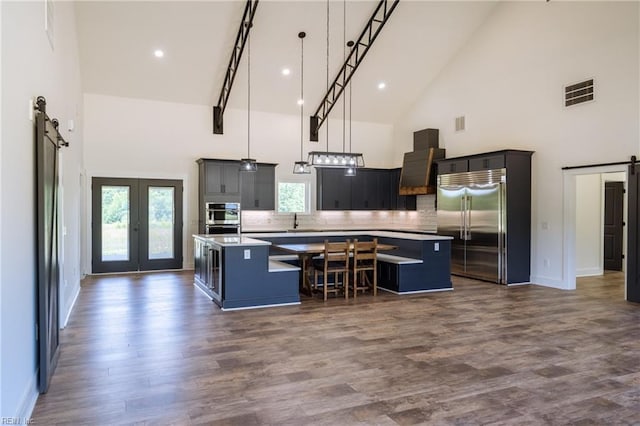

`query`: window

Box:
[278,182,308,213]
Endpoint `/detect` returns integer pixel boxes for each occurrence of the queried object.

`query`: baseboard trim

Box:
[221,302,301,311]
[62,285,81,329]
[576,267,603,277]
[378,287,454,295]
[15,370,39,421]
[530,275,570,290]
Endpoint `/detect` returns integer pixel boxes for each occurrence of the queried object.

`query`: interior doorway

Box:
[603,181,624,271]
[570,169,627,299]
[91,177,183,273]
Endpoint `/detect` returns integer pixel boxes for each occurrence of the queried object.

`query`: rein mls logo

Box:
[1,419,33,425]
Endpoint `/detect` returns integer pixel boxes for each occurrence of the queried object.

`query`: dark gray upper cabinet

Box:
[391,168,417,211]
[437,159,469,174]
[241,164,276,210]
[318,168,352,210]
[468,154,505,172]
[201,159,241,197]
[317,168,415,211]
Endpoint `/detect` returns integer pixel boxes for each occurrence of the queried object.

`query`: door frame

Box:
[563,165,627,296]
[88,172,188,273]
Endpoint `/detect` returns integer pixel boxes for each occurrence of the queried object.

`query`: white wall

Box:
[1,0,83,418]
[395,1,639,289]
[575,174,602,276]
[83,93,400,271]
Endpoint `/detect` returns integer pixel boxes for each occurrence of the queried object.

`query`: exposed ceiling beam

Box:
[309,0,400,141]
[213,0,259,135]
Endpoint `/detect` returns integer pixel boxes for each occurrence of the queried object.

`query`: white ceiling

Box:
[75,1,498,124]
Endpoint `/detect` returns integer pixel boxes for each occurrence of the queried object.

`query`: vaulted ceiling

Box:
[75,1,498,124]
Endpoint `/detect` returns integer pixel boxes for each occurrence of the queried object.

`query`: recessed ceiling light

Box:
[297,99,304,106]
[377,82,386,90]
[282,68,291,76]
[154,49,164,58]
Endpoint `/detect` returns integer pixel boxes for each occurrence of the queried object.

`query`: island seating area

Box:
[194,231,453,311]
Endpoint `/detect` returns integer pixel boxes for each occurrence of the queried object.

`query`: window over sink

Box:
[278,181,309,213]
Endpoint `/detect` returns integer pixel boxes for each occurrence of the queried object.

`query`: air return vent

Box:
[565,79,594,107]
[455,116,466,132]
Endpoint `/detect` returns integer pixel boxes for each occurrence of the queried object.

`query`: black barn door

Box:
[604,181,624,271]
[627,165,640,303]
[35,100,61,393]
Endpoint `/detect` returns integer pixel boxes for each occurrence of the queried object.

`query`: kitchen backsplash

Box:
[242,195,437,231]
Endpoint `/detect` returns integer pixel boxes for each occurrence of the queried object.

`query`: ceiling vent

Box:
[565,79,594,107]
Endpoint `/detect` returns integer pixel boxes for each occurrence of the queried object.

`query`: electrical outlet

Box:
[244,249,251,260]
[543,258,550,268]
[541,221,549,231]
[434,242,440,252]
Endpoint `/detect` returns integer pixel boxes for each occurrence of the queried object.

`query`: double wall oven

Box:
[205,202,241,234]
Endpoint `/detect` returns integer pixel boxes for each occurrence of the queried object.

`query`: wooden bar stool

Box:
[311,240,351,301]
[351,238,378,298]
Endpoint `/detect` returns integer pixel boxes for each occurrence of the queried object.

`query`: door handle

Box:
[466,196,472,240]
[460,197,464,239]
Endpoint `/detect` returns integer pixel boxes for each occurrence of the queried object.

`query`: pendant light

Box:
[342,0,356,177]
[293,31,310,174]
[345,42,357,177]
[240,24,257,172]
[307,0,364,170]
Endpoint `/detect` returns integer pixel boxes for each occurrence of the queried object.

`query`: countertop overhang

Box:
[243,230,453,241]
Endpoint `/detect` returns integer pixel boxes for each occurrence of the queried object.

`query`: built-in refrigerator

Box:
[436,149,533,285]
[438,169,506,283]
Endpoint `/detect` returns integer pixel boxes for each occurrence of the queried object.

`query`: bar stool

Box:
[351,238,378,298]
[311,240,351,301]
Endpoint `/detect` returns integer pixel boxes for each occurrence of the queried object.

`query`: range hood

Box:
[399,128,445,195]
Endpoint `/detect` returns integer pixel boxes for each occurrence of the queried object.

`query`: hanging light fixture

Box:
[240,23,257,172]
[293,31,311,174]
[345,40,357,177]
[308,0,364,170]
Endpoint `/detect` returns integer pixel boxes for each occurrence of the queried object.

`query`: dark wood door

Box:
[92,178,183,273]
[36,111,60,393]
[604,181,624,271]
[627,166,640,303]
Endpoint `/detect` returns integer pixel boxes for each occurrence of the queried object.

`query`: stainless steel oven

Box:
[206,224,240,234]
[205,202,240,234]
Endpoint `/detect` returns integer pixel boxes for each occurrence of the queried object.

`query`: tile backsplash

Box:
[242,194,437,232]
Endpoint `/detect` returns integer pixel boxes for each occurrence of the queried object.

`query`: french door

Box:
[92,178,183,273]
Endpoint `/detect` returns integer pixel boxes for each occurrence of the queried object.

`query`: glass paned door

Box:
[92,178,183,273]
[148,187,174,260]
[101,186,131,261]
[139,179,182,270]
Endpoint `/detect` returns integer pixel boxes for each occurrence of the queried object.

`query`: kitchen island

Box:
[193,231,453,310]
[246,231,453,294]
[193,235,301,310]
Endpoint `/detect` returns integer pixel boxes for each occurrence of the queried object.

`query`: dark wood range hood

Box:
[399,128,445,195]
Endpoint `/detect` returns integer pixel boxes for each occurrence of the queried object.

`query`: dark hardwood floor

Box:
[32,271,640,425]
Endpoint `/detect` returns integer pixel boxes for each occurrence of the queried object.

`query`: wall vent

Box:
[455,115,466,132]
[565,79,594,107]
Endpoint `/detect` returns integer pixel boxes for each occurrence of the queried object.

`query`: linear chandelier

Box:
[307,151,364,168]
[309,0,365,171]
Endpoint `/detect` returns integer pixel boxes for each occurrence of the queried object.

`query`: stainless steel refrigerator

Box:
[437,169,506,283]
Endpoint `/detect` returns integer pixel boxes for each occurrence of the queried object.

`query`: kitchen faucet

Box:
[293,213,299,230]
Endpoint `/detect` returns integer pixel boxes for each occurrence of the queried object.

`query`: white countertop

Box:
[243,230,452,241]
[193,234,272,247]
